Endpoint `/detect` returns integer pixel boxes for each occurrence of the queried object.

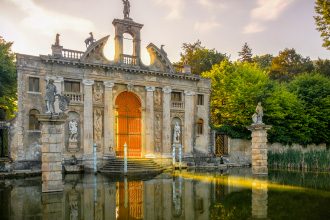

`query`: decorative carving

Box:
[173,122,181,144]
[104,81,115,88]
[154,113,162,152]
[154,88,162,107]
[252,102,264,124]
[93,82,104,103]
[85,32,95,48]
[123,0,131,19]
[162,86,172,94]
[127,83,134,91]
[184,91,195,96]
[82,79,94,86]
[145,86,155,92]
[45,79,57,114]
[94,108,103,150]
[69,120,78,141]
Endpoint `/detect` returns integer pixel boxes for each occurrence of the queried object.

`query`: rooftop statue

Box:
[55,33,60,46]
[252,102,264,124]
[123,0,130,19]
[85,32,95,48]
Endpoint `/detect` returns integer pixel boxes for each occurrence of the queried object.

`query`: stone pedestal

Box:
[248,124,272,175]
[38,114,67,193]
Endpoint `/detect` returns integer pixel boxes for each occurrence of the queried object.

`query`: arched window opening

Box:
[29,109,40,130]
[123,33,133,56]
[197,119,203,135]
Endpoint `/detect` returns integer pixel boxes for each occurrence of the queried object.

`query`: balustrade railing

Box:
[121,54,139,66]
[63,92,83,104]
[62,49,84,60]
[171,101,184,109]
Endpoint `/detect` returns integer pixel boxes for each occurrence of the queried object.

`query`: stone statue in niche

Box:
[69,120,78,141]
[93,82,103,103]
[45,79,57,114]
[173,122,181,144]
[123,0,130,19]
[252,102,264,124]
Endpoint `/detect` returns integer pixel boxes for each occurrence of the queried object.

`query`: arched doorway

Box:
[115,92,142,157]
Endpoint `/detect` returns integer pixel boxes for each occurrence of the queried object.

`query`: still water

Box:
[1,169,330,220]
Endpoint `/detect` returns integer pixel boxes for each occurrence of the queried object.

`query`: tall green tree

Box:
[202,60,271,138]
[252,54,273,71]
[269,48,314,81]
[238,42,253,63]
[0,36,17,119]
[314,0,330,50]
[175,40,228,75]
[314,58,330,77]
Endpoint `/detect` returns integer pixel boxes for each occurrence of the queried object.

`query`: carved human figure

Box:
[45,79,57,114]
[55,33,60,46]
[69,120,78,141]
[94,109,102,141]
[252,102,264,124]
[173,122,181,143]
[123,0,130,19]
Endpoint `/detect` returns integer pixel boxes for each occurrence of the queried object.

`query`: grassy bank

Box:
[268,149,330,171]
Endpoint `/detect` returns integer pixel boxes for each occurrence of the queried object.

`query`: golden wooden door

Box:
[115,92,142,158]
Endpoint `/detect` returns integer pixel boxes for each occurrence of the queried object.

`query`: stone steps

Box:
[100,158,164,175]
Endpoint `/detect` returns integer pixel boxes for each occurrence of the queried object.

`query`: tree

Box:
[202,60,271,138]
[175,40,228,75]
[238,42,253,63]
[252,54,273,71]
[0,36,17,119]
[314,58,330,77]
[314,0,330,50]
[269,48,314,81]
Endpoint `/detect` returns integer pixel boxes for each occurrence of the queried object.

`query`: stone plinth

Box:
[248,124,272,175]
[38,114,67,193]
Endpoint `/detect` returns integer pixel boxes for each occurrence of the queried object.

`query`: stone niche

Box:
[66,111,81,153]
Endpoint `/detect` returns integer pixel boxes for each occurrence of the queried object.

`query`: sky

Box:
[0,0,329,65]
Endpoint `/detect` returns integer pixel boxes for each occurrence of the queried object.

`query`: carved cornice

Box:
[82,79,95,86]
[162,86,172,94]
[145,86,155,92]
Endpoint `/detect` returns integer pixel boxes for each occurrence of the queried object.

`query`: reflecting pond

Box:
[1,169,330,220]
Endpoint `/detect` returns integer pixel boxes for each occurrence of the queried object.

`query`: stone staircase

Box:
[100,158,164,175]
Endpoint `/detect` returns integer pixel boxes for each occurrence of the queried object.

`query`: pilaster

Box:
[83,79,94,168]
[103,81,115,157]
[145,86,155,157]
[184,91,195,156]
[162,86,172,157]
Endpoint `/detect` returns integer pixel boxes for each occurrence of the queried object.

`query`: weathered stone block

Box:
[41,162,62,172]
[42,171,63,181]
[42,153,62,162]
[42,180,63,193]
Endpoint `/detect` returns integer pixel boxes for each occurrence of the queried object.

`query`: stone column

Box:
[42,193,64,219]
[145,86,155,157]
[162,86,172,156]
[248,124,272,175]
[103,81,115,158]
[251,178,268,219]
[38,114,67,193]
[83,79,94,169]
[184,91,195,156]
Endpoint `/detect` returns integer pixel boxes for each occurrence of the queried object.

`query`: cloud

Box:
[243,0,295,34]
[194,20,221,33]
[155,0,185,20]
[9,0,94,36]
[198,0,225,10]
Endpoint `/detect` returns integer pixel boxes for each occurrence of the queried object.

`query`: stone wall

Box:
[227,138,251,164]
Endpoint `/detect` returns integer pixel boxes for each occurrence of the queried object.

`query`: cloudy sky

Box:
[0,0,329,64]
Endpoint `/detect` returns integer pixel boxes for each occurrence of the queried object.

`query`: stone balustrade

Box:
[63,92,83,104]
[171,101,184,110]
[121,54,139,65]
[62,49,84,60]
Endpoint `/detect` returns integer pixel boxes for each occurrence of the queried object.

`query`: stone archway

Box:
[115,91,142,157]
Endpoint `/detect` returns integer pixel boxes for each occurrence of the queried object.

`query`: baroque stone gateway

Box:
[10,6,211,170]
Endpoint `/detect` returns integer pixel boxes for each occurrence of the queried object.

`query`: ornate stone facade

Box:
[11,14,211,169]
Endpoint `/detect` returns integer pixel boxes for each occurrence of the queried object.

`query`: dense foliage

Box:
[314,0,330,50]
[175,40,228,75]
[0,36,17,119]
